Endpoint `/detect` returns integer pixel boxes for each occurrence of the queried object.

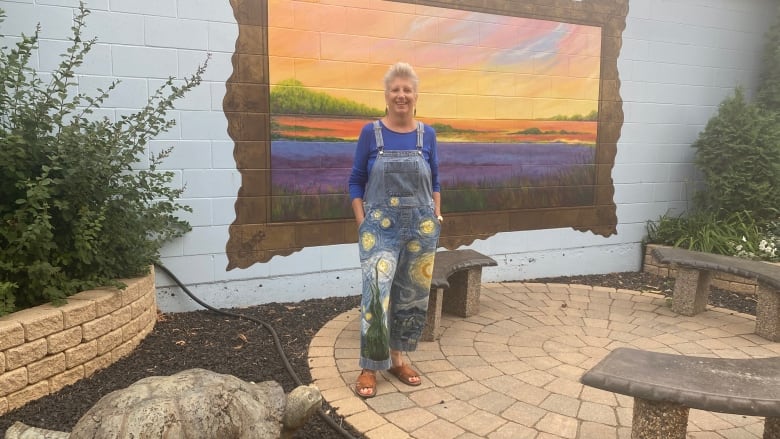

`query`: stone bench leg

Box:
[671,267,712,316]
[765,417,780,439]
[755,282,780,342]
[422,287,443,342]
[441,268,483,317]
[632,398,689,439]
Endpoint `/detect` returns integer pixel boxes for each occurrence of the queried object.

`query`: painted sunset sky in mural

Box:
[267,0,602,221]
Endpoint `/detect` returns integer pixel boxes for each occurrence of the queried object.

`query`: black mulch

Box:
[0,271,757,438]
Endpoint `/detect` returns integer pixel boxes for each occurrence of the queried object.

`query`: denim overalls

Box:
[358,121,440,370]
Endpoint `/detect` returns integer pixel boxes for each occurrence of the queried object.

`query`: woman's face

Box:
[385,76,417,118]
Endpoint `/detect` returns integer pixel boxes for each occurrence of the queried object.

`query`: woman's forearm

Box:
[433,192,441,218]
[352,198,365,225]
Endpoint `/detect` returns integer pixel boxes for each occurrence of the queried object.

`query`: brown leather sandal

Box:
[355,370,377,398]
[388,364,422,386]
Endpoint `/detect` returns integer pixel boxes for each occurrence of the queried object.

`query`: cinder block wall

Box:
[0,269,157,416]
[0,0,776,312]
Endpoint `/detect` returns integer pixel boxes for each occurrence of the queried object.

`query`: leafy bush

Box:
[691,87,780,221]
[646,211,778,262]
[0,4,206,315]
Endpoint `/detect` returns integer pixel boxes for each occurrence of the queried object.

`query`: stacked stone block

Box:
[0,268,157,415]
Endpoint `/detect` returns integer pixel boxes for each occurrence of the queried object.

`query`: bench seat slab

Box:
[581,348,780,418]
[632,398,688,439]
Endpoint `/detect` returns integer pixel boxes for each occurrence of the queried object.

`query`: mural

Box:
[268,1,601,222]
[225,0,627,269]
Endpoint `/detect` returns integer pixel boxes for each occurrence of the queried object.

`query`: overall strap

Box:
[416,122,424,152]
[373,120,384,154]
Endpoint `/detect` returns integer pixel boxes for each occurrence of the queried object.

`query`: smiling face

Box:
[385,76,418,118]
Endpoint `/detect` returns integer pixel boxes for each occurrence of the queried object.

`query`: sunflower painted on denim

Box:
[409,251,435,288]
[360,231,376,251]
[419,218,436,235]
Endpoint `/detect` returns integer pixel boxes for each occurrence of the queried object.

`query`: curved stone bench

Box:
[581,347,780,439]
[652,246,780,341]
[422,249,497,341]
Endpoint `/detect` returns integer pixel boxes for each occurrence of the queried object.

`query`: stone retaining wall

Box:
[0,267,157,416]
[643,244,762,295]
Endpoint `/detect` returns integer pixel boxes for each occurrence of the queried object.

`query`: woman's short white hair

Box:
[384,62,419,91]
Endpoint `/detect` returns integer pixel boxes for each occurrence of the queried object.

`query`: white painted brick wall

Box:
[144,17,209,50]
[1,0,776,312]
[109,0,176,17]
[112,45,179,78]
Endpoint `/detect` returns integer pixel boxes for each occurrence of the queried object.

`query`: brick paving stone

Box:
[580,385,618,406]
[487,422,537,439]
[383,407,437,432]
[578,400,617,425]
[542,377,582,398]
[426,370,470,387]
[344,410,386,432]
[688,409,741,431]
[536,412,579,438]
[540,393,581,417]
[514,369,556,387]
[415,359,456,373]
[501,400,547,425]
[446,355,487,368]
[579,421,619,438]
[446,380,491,401]
[468,391,515,414]
[411,418,465,439]
[364,421,409,439]
[491,359,533,375]
[428,398,476,422]
[459,365,503,381]
[365,391,416,414]
[455,409,506,437]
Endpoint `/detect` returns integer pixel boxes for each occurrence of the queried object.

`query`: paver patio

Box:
[308,282,780,438]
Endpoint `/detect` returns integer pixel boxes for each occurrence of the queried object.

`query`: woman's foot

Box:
[355,369,376,398]
[389,350,421,386]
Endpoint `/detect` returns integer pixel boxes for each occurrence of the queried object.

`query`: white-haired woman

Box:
[348,62,442,398]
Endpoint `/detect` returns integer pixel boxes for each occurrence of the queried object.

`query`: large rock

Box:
[5,369,322,439]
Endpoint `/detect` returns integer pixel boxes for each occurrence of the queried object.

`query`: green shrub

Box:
[691,87,780,221]
[646,211,778,262]
[0,4,206,315]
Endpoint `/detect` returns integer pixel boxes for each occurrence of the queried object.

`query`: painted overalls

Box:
[358,121,440,370]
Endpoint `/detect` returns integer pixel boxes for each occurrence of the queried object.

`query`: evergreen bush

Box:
[691,87,780,221]
[0,4,206,315]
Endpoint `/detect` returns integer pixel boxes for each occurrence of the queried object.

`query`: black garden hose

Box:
[154,262,358,439]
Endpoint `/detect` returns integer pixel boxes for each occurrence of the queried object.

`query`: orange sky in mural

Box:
[268,0,602,119]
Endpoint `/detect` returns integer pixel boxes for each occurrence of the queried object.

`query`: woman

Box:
[348,62,442,398]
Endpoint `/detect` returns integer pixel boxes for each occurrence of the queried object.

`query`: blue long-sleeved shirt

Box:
[348,121,440,200]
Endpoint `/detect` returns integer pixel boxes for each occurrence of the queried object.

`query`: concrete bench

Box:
[652,246,780,342]
[581,347,780,439]
[422,249,497,341]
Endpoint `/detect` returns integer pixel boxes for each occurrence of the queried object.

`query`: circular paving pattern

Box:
[309,282,780,438]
